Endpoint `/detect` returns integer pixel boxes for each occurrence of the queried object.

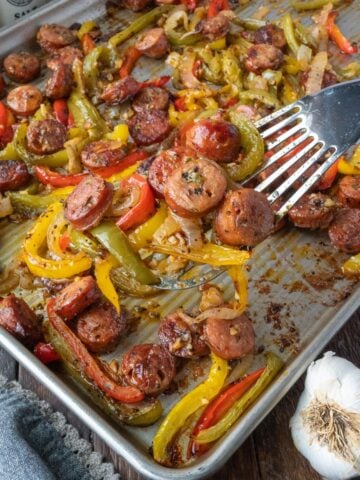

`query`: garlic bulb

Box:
[290,351,360,480]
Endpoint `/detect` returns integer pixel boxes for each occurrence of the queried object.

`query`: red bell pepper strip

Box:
[47,299,144,403]
[326,12,358,55]
[174,97,187,112]
[91,150,149,177]
[207,0,230,18]
[180,0,199,12]
[116,173,155,231]
[141,75,171,89]
[223,97,238,109]
[188,367,265,457]
[81,33,96,55]
[59,232,71,251]
[0,102,14,146]
[53,99,69,127]
[119,47,142,79]
[34,342,61,364]
[35,166,88,187]
[316,159,339,190]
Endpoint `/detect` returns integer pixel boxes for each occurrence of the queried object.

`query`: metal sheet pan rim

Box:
[1,288,359,480]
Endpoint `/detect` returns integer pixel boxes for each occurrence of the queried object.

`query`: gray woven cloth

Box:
[0,375,120,480]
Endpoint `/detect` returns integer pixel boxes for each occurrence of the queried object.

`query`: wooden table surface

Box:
[0,308,359,480]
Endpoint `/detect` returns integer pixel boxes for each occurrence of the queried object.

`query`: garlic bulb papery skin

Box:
[290,351,360,480]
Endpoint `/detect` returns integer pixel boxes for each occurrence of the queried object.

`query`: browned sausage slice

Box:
[37,24,76,54]
[132,87,169,113]
[204,313,255,360]
[200,13,231,41]
[135,28,169,59]
[81,140,127,169]
[328,208,360,253]
[128,110,171,146]
[214,188,275,246]
[26,119,67,155]
[253,24,287,50]
[288,193,336,229]
[338,175,360,208]
[122,0,153,11]
[53,276,101,321]
[46,46,83,70]
[164,157,227,218]
[158,312,209,358]
[45,63,73,100]
[65,176,113,231]
[74,303,126,354]
[7,85,42,117]
[148,148,184,197]
[183,119,241,163]
[100,77,141,105]
[245,44,284,74]
[0,160,30,192]
[121,343,176,395]
[3,52,40,84]
[0,294,41,348]
[0,74,5,99]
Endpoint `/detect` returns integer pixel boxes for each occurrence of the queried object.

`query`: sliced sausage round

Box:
[204,313,255,360]
[135,28,169,59]
[328,208,360,253]
[121,343,176,395]
[46,46,83,70]
[3,52,40,84]
[158,312,209,358]
[37,24,76,54]
[164,156,227,218]
[26,119,67,155]
[253,24,286,50]
[215,188,275,246]
[200,13,231,41]
[0,160,30,192]
[338,175,360,208]
[74,303,126,354]
[122,0,153,11]
[0,294,41,348]
[132,87,169,113]
[7,85,42,116]
[183,119,241,163]
[81,140,127,169]
[0,74,5,98]
[245,44,284,74]
[65,176,113,231]
[53,276,101,321]
[100,77,141,105]
[128,110,171,146]
[148,148,184,197]
[45,63,73,100]
[288,193,336,229]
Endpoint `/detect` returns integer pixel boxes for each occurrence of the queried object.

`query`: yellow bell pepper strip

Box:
[108,5,172,48]
[0,140,20,161]
[282,13,300,55]
[282,77,298,104]
[227,265,248,313]
[23,203,92,279]
[91,222,158,285]
[150,242,250,267]
[14,124,68,168]
[342,253,360,276]
[195,352,284,444]
[67,91,108,139]
[94,254,121,313]
[128,202,168,250]
[168,103,198,127]
[237,89,281,109]
[105,124,129,143]
[77,20,98,40]
[338,146,360,175]
[226,111,264,182]
[46,206,70,258]
[291,0,341,11]
[153,353,228,465]
[106,162,141,185]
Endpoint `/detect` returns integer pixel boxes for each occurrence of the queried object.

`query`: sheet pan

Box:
[0,0,359,478]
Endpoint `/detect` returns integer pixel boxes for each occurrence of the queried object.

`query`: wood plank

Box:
[0,347,17,381]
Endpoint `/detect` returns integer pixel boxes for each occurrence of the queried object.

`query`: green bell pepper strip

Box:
[237,89,281,109]
[83,45,115,94]
[226,111,264,181]
[69,229,103,258]
[91,222,158,285]
[282,14,300,55]
[108,5,172,48]
[14,124,68,168]
[195,352,284,444]
[0,140,21,161]
[291,0,341,11]
[153,353,228,465]
[232,17,266,30]
[9,186,74,216]
[67,91,108,139]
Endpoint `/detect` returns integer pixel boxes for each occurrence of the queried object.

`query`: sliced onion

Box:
[225,354,254,385]
[153,214,180,243]
[170,211,204,248]
[0,194,13,218]
[194,307,242,324]
[107,183,140,217]
[179,50,201,89]
[0,257,20,294]
[305,51,328,95]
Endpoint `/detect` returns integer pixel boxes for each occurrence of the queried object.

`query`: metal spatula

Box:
[156,78,360,290]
